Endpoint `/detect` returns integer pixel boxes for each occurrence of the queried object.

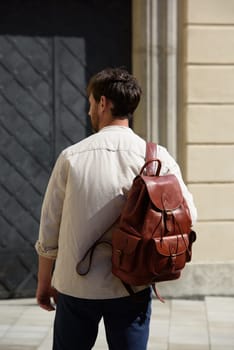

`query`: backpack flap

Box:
[142,174,183,210]
[142,174,192,234]
[149,234,190,279]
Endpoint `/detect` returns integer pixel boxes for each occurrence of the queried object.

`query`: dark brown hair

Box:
[87,67,142,119]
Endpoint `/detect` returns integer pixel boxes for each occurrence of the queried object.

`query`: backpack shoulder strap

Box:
[145,142,158,176]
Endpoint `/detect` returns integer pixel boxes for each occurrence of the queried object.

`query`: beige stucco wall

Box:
[132,0,234,297]
[185,0,234,262]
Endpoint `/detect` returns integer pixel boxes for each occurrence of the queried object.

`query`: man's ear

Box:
[100,95,107,111]
[100,95,113,113]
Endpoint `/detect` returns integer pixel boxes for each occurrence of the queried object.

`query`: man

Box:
[35,67,197,350]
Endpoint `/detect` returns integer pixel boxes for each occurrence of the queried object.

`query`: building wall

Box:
[132,0,234,297]
[184,0,234,263]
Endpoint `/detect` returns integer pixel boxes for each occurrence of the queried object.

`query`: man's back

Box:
[38,125,147,299]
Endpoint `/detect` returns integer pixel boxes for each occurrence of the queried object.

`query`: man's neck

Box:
[99,116,129,130]
[108,119,129,127]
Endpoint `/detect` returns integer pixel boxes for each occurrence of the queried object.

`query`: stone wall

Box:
[184,0,234,266]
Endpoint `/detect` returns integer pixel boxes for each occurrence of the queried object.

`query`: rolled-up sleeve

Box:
[35,152,69,259]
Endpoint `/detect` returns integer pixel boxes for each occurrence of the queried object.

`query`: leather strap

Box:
[76,240,112,276]
[145,142,159,176]
[122,282,165,303]
[146,142,157,161]
[76,217,119,276]
[152,283,165,303]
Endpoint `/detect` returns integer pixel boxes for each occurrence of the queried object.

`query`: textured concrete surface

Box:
[0,296,233,349]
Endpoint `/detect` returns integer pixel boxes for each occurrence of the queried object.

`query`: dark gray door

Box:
[0,0,131,298]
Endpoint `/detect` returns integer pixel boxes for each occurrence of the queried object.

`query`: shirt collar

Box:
[98,125,134,133]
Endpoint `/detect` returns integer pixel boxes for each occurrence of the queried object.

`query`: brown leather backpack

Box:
[111,142,196,300]
[77,142,196,302]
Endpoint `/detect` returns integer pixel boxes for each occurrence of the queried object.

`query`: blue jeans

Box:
[53,288,152,350]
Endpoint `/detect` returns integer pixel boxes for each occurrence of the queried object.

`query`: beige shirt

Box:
[35,126,197,299]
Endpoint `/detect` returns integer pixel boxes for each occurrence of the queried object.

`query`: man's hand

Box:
[36,284,58,311]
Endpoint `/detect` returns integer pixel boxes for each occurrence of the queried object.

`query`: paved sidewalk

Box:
[0,296,234,349]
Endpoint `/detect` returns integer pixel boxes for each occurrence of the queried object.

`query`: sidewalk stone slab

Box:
[0,297,234,349]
